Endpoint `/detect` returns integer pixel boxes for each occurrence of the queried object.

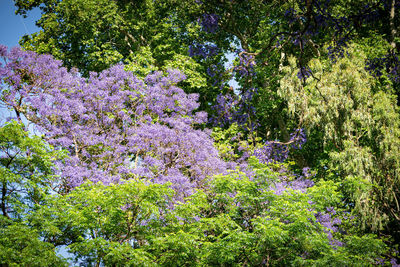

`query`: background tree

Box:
[280,44,400,239]
[0,121,67,266]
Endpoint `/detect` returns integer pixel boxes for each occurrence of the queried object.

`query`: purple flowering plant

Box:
[0,46,226,197]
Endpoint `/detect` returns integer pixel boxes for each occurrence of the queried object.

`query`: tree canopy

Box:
[1,0,400,265]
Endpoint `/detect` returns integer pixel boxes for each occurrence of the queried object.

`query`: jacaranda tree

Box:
[0,45,226,198]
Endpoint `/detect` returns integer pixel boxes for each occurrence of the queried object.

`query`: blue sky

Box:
[0,0,40,48]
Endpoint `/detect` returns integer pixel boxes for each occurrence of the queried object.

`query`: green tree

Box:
[32,159,387,266]
[0,121,67,266]
[14,0,221,113]
[280,44,400,236]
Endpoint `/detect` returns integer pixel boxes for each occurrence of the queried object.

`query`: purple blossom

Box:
[302,167,312,178]
[366,52,400,84]
[253,129,307,164]
[314,206,344,249]
[391,258,400,267]
[0,46,228,197]
[297,67,312,81]
[290,128,307,149]
[188,43,219,59]
[199,13,219,33]
[210,87,258,131]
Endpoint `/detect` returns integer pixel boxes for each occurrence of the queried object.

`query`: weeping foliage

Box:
[279,44,400,231]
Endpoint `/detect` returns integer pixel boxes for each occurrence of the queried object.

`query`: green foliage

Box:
[17,0,190,75]
[279,44,400,231]
[29,162,387,266]
[124,47,158,78]
[212,123,256,162]
[0,121,389,265]
[0,121,66,219]
[32,179,174,265]
[0,217,67,266]
[0,121,67,265]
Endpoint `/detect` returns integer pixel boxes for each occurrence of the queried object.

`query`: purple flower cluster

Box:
[234,52,256,77]
[188,43,219,59]
[210,88,258,131]
[254,142,289,163]
[209,93,239,127]
[254,128,307,163]
[391,258,400,267]
[284,8,298,25]
[314,207,343,248]
[297,67,312,81]
[0,46,227,196]
[327,40,349,62]
[199,13,219,33]
[206,62,226,87]
[289,128,307,149]
[268,166,315,196]
[282,0,388,62]
[265,164,344,250]
[207,51,259,130]
[366,52,400,84]
[208,52,257,131]
[271,177,315,195]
